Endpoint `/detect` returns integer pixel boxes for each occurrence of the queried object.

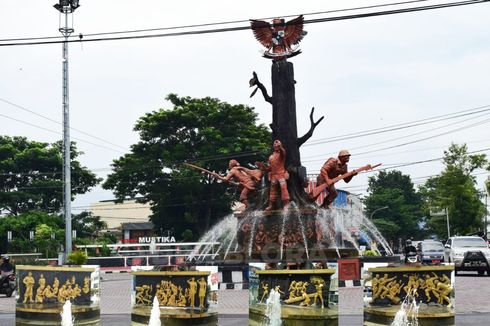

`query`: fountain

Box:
[264,288,282,326]
[61,300,74,326]
[364,265,454,326]
[130,270,218,326]
[187,16,391,263]
[148,296,161,326]
[15,265,100,325]
[190,194,393,262]
[249,266,338,326]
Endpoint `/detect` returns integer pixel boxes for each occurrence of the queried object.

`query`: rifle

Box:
[309,163,381,200]
[183,163,253,190]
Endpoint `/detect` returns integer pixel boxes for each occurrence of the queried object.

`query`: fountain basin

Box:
[15,265,100,326]
[250,269,338,326]
[130,271,217,326]
[364,265,454,326]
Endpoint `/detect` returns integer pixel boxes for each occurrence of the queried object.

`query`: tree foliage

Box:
[0,136,101,215]
[421,143,487,239]
[364,170,423,243]
[103,94,271,240]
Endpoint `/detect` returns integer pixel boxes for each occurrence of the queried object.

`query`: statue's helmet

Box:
[338,149,351,157]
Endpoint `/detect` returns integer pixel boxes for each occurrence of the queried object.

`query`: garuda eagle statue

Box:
[250,15,307,60]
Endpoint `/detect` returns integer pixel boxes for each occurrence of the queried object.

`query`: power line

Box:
[0,112,126,153]
[303,104,490,148]
[0,97,128,151]
[0,0,433,43]
[0,0,487,47]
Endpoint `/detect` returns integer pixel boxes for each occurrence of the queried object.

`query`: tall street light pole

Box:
[54,0,80,261]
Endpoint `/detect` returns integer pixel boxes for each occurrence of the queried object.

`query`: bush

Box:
[67,250,88,265]
[363,250,380,257]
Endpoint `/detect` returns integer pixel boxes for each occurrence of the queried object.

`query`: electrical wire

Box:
[303,104,490,148]
[0,0,435,43]
[0,0,487,47]
[0,97,128,151]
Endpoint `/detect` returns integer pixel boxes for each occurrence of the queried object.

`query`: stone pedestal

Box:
[15,265,100,325]
[250,269,338,326]
[131,271,218,326]
[364,265,455,326]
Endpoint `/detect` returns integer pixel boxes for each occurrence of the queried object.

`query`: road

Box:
[1,271,489,325]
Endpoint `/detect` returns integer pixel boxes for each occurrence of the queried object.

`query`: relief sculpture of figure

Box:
[187,277,197,308]
[22,272,35,303]
[198,277,207,309]
[312,281,324,308]
[258,140,290,212]
[260,282,269,303]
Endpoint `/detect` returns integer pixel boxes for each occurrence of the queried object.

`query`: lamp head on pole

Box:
[53,0,80,13]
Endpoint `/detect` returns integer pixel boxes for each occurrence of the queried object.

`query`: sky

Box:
[1,0,489,212]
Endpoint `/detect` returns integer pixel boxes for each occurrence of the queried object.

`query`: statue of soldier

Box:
[221,159,262,209]
[258,140,290,211]
[317,150,357,208]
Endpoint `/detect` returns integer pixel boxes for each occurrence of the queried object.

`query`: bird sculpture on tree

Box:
[250,15,307,59]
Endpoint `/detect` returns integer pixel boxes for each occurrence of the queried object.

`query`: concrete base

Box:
[364,305,454,326]
[131,306,218,326]
[250,303,338,326]
[16,304,100,325]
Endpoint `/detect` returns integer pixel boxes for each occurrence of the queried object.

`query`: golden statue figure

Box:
[82,276,90,294]
[274,285,284,295]
[383,280,402,304]
[156,284,167,306]
[72,284,82,298]
[35,284,45,303]
[177,287,187,307]
[312,281,324,308]
[135,285,153,305]
[299,290,310,306]
[43,285,56,299]
[260,282,269,303]
[421,273,439,302]
[187,278,198,308]
[434,280,452,306]
[38,274,46,288]
[58,284,68,303]
[22,271,35,303]
[372,274,396,301]
[294,281,303,296]
[403,274,420,298]
[198,277,207,309]
[52,277,60,295]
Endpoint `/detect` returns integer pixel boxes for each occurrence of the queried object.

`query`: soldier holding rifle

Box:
[316,150,356,208]
[184,160,262,209]
[310,150,380,208]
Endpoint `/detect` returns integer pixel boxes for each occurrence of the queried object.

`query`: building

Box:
[89,199,152,231]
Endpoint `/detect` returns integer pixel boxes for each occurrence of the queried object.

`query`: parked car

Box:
[445,236,490,276]
[417,240,445,264]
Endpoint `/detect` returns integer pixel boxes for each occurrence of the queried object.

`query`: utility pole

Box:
[54,0,80,261]
[445,207,450,239]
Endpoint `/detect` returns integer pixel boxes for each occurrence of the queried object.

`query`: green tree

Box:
[421,143,487,239]
[364,170,423,243]
[103,94,270,240]
[0,136,101,215]
[0,211,64,256]
[72,211,107,240]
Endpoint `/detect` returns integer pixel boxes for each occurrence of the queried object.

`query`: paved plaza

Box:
[0,271,489,325]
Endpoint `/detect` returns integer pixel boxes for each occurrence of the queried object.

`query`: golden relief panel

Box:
[22,272,90,304]
[371,272,452,306]
[135,277,208,309]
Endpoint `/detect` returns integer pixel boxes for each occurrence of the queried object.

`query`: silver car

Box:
[445,236,490,276]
